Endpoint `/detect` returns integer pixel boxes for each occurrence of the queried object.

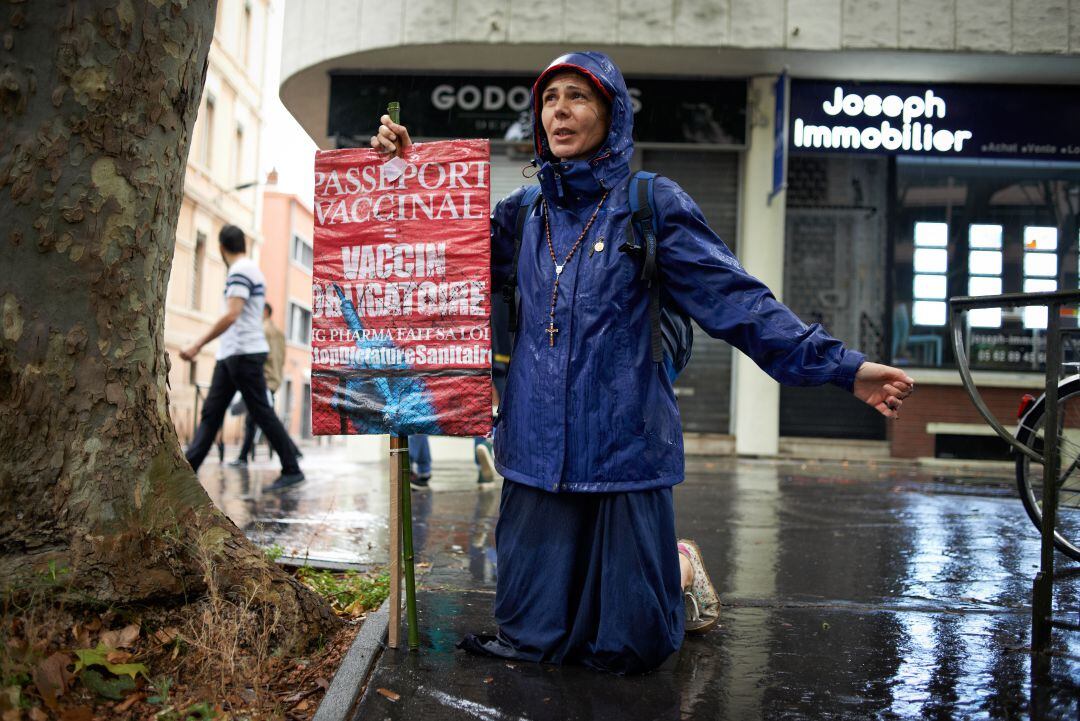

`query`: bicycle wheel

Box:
[1015,376,1080,561]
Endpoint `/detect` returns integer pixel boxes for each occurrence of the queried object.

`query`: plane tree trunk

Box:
[0,1,337,644]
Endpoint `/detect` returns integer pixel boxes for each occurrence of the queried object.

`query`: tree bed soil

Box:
[1,566,388,721]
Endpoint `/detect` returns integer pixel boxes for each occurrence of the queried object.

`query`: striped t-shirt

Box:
[217,257,270,359]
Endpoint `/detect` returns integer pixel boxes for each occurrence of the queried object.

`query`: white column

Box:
[722,462,781,717]
[733,75,786,457]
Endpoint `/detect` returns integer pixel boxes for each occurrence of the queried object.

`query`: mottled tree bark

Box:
[0,2,337,643]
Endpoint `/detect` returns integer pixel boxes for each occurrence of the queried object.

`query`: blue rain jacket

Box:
[491,51,865,493]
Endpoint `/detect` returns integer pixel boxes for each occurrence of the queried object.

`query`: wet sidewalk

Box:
[198,447,1080,719]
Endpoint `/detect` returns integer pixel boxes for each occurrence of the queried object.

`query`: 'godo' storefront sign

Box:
[327,72,747,148]
[310,141,493,437]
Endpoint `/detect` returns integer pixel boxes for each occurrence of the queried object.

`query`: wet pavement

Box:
[197,446,1080,719]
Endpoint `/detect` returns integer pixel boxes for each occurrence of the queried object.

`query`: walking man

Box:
[181,225,304,491]
[231,302,302,465]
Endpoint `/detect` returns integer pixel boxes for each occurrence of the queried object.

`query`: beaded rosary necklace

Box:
[541,190,610,347]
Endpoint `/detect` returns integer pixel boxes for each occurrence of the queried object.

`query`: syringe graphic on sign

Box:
[330,283,441,435]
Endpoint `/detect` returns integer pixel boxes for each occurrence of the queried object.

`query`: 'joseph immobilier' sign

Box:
[789,80,1080,162]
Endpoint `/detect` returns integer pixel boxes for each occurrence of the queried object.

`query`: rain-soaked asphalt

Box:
[197,444,1080,720]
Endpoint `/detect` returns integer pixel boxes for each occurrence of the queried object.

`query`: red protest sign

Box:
[310,140,492,437]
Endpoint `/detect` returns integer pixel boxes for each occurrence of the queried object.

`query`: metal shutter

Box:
[642,149,740,434]
[780,155,888,439]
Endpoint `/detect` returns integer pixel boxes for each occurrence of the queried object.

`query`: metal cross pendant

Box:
[546,322,559,347]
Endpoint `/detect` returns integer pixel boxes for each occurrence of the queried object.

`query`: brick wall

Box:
[890,383,1039,457]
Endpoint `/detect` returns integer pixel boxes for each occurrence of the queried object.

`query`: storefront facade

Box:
[783,79,1080,456]
[323,70,747,435]
[279,0,1079,458]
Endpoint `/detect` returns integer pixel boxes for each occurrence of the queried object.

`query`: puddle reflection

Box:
[200,451,1080,718]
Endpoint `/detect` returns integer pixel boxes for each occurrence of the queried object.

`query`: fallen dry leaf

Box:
[58,707,91,721]
[105,650,133,664]
[32,652,71,710]
[152,627,179,645]
[314,677,330,691]
[1,710,19,721]
[295,699,311,712]
[99,624,140,650]
[0,686,18,713]
[376,688,400,702]
[70,623,92,648]
[343,599,367,616]
[27,709,46,721]
[115,692,143,713]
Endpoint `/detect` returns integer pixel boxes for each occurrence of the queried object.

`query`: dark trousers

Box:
[186,353,300,474]
[238,389,301,461]
[408,434,432,475]
[493,481,682,674]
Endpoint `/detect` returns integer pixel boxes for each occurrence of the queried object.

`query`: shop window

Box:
[291,234,313,270]
[234,123,245,186]
[200,95,215,167]
[190,231,206,310]
[282,377,293,430]
[893,157,1079,371]
[912,221,948,326]
[1023,226,1058,329]
[967,224,1003,328]
[301,381,312,438]
[288,302,311,346]
[241,1,252,67]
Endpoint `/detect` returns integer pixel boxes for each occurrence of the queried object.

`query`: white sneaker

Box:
[475,441,496,485]
[678,539,720,634]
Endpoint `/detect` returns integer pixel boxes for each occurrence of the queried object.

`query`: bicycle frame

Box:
[949,289,1080,657]
[949,291,1080,464]
[1017,373,1080,435]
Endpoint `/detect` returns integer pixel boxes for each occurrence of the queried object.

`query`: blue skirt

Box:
[467,480,684,674]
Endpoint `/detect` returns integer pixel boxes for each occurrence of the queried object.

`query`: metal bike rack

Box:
[949,290,1080,659]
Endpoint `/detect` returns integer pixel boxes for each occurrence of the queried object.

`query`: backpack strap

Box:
[628,171,664,364]
[503,184,543,333]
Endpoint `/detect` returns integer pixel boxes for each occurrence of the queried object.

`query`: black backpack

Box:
[501,171,694,381]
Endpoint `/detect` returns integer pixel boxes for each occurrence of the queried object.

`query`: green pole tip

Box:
[388,102,400,124]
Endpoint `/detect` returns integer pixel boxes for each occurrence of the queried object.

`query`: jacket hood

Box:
[531,51,634,201]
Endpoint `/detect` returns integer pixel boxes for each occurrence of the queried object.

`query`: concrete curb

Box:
[312,597,390,721]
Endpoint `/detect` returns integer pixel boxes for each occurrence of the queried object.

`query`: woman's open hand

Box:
[370,114,412,159]
[853,361,915,419]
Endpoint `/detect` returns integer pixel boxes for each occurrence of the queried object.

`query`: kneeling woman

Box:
[372,51,914,674]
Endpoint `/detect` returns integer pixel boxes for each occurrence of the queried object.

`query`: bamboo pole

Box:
[385,100,409,651]
[399,436,419,649]
[387,435,403,648]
